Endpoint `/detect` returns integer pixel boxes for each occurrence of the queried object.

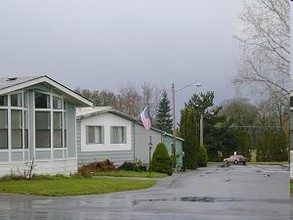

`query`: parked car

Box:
[223,155,247,165]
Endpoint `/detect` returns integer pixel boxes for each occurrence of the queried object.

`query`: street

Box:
[0,164,290,220]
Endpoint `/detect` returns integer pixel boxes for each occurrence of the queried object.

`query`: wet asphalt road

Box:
[0,164,290,220]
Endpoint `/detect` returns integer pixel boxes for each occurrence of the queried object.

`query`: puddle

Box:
[132,197,289,206]
[180,197,214,202]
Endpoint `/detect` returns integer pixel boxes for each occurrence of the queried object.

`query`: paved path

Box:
[0,164,290,220]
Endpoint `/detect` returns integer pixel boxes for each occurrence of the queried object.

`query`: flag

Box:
[140,106,151,131]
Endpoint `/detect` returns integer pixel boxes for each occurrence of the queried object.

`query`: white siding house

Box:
[76,107,184,167]
[0,75,92,177]
[77,107,135,165]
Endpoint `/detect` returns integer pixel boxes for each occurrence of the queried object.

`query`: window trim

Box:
[110,126,127,144]
[34,91,67,159]
[0,91,29,162]
[86,125,104,145]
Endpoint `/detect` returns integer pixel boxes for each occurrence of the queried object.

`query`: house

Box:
[76,107,184,167]
[0,75,92,177]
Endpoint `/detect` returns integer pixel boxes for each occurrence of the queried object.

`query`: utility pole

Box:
[172,83,176,168]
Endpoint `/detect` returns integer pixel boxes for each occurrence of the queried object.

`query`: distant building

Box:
[0,76,92,176]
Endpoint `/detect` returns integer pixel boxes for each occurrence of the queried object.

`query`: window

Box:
[110,126,126,144]
[34,91,66,151]
[53,112,62,148]
[24,111,28,149]
[0,95,7,106]
[11,110,22,149]
[35,112,51,148]
[35,92,50,108]
[0,109,8,149]
[53,97,62,109]
[0,93,28,151]
[86,126,104,144]
[11,93,22,107]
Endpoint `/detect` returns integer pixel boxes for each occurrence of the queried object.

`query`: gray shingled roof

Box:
[0,76,41,90]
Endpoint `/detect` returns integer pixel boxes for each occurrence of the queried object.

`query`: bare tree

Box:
[233,0,289,126]
[116,82,142,117]
[141,81,163,117]
[76,82,163,119]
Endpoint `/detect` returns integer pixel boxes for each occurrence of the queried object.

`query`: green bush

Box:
[151,143,173,176]
[198,145,208,167]
[118,161,146,171]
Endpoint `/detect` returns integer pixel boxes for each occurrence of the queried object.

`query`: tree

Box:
[233,0,289,126]
[140,81,163,117]
[154,90,173,133]
[116,82,142,117]
[218,97,288,161]
[197,145,208,167]
[219,98,259,126]
[151,143,173,175]
[179,107,198,169]
[179,91,215,167]
[75,88,117,107]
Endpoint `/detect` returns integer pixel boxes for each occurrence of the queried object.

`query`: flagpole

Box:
[148,136,152,174]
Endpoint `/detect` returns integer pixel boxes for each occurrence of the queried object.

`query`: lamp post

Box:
[172,82,202,168]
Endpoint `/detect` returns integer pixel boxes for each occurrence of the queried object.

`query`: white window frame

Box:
[34,91,67,159]
[110,126,127,144]
[0,91,29,162]
[86,125,104,144]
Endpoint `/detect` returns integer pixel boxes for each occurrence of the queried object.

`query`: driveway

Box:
[0,164,290,220]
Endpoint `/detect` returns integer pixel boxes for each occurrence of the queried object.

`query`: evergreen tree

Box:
[179,91,215,168]
[151,143,173,175]
[198,145,208,167]
[154,91,173,133]
[179,107,199,169]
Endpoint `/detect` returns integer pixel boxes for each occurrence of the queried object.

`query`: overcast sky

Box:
[0,0,244,109]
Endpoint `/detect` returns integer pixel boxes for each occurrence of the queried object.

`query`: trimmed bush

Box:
[198,145,208,167]
[151,143,173,176]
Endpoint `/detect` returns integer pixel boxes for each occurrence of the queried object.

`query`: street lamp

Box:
[172,82,202,168]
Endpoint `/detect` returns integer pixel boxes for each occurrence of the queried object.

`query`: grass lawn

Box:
[0,177,157,196]
[291,179,293,194]
[93,170,167,178]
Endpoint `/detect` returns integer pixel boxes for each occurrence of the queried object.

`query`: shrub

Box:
[118,161,146,171]
[78,159,117,177]
[151,143,173,176]
[198,145,208,167]
[0,173,27,181]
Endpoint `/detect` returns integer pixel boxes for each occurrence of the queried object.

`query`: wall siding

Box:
[134,124,162,164]
[77,113,135,167]
[67,103,76,158]
[162,135,184,167]
[290,107,293,178]
[0,159,77,177]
